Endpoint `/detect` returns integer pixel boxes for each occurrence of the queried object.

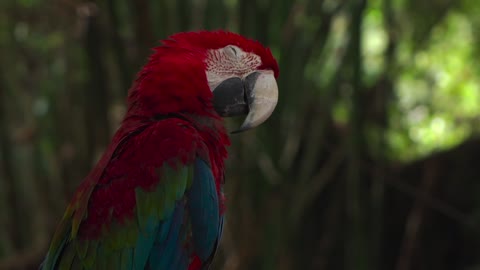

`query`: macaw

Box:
[42,31,279,270]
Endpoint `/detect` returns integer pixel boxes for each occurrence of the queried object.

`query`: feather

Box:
[120,248,133,270]
[42,218,71,269]
[187,159,220,261]
[160,206,184,269]
[133,216,157,270]
[57,243,75,270]
[135,187,156,232]
[81,239,98,269]
[105,249,121,270]
[69,256,82,270]
[94,245,107,270]
[75,240,88,261]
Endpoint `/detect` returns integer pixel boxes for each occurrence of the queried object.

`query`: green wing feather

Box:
[42,163,194,270]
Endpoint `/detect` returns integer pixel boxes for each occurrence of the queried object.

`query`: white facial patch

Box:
[205,45,262,91]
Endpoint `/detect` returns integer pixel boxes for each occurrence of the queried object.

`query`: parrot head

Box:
[127,30,279,132]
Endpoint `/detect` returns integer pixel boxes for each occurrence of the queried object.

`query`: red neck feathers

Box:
[124,31,236,185]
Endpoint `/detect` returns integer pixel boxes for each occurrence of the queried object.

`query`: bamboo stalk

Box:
[106,0,133,94]
[346,1,369,270]
[81,4,112,163]
[0,63,23,252]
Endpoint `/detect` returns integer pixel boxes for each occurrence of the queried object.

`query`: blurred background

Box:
[1,0,480,269]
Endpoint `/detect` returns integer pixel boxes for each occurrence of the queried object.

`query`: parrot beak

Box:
[212,70,278,133]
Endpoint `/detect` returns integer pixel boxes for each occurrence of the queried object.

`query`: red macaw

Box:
[42,31,279,270]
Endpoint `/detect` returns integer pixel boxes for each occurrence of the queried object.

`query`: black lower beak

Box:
[212,73,260,117]
[212,77,248,116]
[212,71,278,132]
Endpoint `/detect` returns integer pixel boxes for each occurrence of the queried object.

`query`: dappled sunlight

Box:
[389,12,480,159]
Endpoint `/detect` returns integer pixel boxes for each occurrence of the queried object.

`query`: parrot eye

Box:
[230,46,237,55]
[225,45,240,58]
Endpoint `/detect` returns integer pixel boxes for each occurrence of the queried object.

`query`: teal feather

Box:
[133,215,158,270]
[147,224,170,267]
[173,248,189,270]
[156,216,173,245]
[187,159,220,261]
[150,202,184,270]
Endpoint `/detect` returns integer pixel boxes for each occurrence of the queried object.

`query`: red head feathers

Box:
[127,30,279,118]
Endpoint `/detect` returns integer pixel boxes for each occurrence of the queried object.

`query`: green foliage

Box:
[390,11,480,159]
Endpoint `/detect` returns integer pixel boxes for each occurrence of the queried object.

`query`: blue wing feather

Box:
[187,159,220,261]
[149,201,185,270]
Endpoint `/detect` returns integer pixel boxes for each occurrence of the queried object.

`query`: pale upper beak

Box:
[212,70,278,133]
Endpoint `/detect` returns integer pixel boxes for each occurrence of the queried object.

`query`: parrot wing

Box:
[42,119,223,270]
